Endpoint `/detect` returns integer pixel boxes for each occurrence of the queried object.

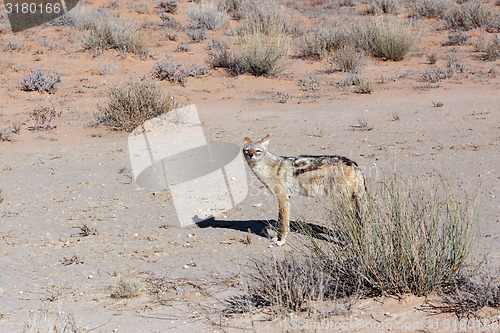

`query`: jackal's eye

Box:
[255,149,262,154]
[243,149,250,154]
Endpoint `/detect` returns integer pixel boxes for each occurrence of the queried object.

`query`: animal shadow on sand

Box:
[196,217,336,242]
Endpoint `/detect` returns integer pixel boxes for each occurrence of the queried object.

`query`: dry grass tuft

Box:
[237,0,291,36]
[96,80,177,131]
[236,32,290,77]
[186,1,227,30]
[356,17,417,61]
[296,24,353,60]
[111,279,144,299]
[83,17,149,57]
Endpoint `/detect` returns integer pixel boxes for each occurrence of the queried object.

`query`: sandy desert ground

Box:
[0,0,499,332]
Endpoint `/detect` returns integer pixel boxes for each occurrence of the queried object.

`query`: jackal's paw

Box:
[275,239,286,247]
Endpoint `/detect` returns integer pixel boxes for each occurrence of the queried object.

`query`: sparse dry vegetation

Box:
[296,24,354,60]
[446,0,498,31]
[236,32,290,77]
[368,0,402,15]
[111,279,144,299]
[158,0,178,14]
[20,68,61,93]
[235,176,480,316]
[412,0,452,18]
[480,34,500,61]
[28,107,62,131]
[24,309,80,333]
[96,80,177,131]
[422,55,467,82]
[429,264,500,318]
[298,73,324,91]
[83,17,149,57]
[237,0,291,36]
[325,44,365,73]
[356,18,417,61]
[186,1,227,31]
[152,57,210,85]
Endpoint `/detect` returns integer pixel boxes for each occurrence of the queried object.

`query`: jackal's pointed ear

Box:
[259,134,270,143]
[243,137,252,143]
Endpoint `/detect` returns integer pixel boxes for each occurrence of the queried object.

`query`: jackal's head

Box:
[242,134,270,163]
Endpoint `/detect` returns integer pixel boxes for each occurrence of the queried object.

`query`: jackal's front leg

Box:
[274,185,290,246]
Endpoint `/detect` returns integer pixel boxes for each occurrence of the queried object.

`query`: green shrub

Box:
[356,18,416,61]
[96,81,177,131]
[303,176,478,296]
[236,32,289,76]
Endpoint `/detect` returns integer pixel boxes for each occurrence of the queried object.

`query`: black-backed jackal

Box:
[243,134,366,246]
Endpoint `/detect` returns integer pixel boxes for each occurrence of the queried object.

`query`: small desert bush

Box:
[325,44,365,73]
[175,42,191,52]
[98,59,118,75]
[481,34,500,61]
[0,122,21,142]
[206,38,241,73]
[422,55,467,82]
[218,0,246,19]
[296,25,354,60]
[443,31,469,46]
[50,6,106,30]
[237,0,291,36]
[28,107,62,131]
[186,28,207,43]
[356,78,373,93]
[110,279,144,299]
[431,265,500,318]
[158,0,178,14]
[152,57,211,85]
[96,80,177,131]
[234,254,338,314]
[356,17,416,61]
[235,28,290,77]
[446,0,497,30]
[412,0,452,18]
[160,13,181,29]
[186,1,227,30]
[298,73,324,91]
[367,0,402,14]
[152,57,189,85]
[303,177,478,297]
[83,17,149,57]
[20,68,61,93]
